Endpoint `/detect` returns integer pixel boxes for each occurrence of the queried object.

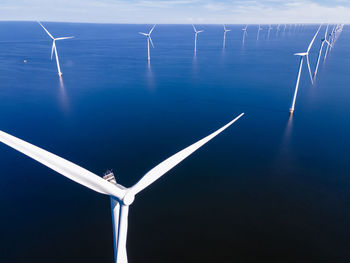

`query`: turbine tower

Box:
[223,24,231,49]
[0,113,244,263]
[314,25,332,80]
[289,25,321,115]
[139,25,156,61]
[192,24,204,54]
[242,25,248,45]
[38,21,74,78]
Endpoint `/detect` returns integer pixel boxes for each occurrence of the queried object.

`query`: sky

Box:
[0,0,349,24]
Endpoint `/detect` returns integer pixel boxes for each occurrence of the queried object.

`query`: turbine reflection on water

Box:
[58,77,69,113]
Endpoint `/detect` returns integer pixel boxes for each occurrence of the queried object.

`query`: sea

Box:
[0,22,349,263]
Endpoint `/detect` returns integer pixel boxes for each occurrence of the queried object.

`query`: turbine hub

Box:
[123,192,135,206]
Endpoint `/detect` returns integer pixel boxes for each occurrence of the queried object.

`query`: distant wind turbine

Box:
[0,112,244,263]
[38,21,74,78]
[276,24,280,36]
[289,25,321,115]
[193,24,204,54]
[242,25,248,45]
[267,25,272,39]
[223,24,231,49]
[257,24,263,40]
[325,25,336,59]
[314,25,332,80]
[139,24,156,61]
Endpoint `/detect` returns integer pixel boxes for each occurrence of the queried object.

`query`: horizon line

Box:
[0,20,346,25]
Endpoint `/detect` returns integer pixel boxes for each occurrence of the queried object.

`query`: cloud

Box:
[0,0,348,23]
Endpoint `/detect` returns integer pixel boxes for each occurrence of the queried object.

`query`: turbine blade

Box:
[325,40,333,47]
[130,113,244,195]
[197,30,204,33]
[307,24,321,53]
[0,130,126,199]
[294,52,307,56]
[38,21,54,39]
[149,24,156,35]
[139,32,148,36]
[192,24,197,33]
[51,41,55,60]
[306,55,314,84]
[149,36,154,48]
[55,36,74,41]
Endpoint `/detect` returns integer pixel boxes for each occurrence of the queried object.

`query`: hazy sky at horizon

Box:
[0,0,349,24]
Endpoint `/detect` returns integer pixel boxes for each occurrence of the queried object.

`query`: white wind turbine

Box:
[267,25,272,39]
[38,21,74,78]
[313,24,332,80]
[139,25,156,61]
[222,24,231,49]
[257,24,263,40]
[242,25,248,45]
[289,25,321,115]
[276,24,280,36]
[323,25,335,61]
[192,24,204,54]
[0,113,244,263]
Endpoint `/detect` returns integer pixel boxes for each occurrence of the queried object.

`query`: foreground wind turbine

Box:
[314,25,332,80]
[38,21,74,77]
[0,113,244,263]
[223,24,231,49]
[139,25,156,61]
[193,24,204,54]
[289,25,321,114]
[242,25,248,45]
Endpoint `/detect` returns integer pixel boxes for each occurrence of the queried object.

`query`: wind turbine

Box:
[38,21,74,78]
[267,25,272,39]
[222,24,231,49]
[257,24,263,40]
[192,24,204,54]
[323,25,335,61]
[276,24,280,36]
[139,24,156,61]
[289,25,321,115]
[242,25,248,45]
[0,113,244,263]
[313,25,332,80]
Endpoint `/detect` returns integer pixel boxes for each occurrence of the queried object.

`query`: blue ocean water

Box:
[0,22,349,262]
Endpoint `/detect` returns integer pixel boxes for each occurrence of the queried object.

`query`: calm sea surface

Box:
[0,22,349,263]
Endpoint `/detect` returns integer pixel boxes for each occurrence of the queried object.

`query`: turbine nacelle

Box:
[223,25,231,33]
